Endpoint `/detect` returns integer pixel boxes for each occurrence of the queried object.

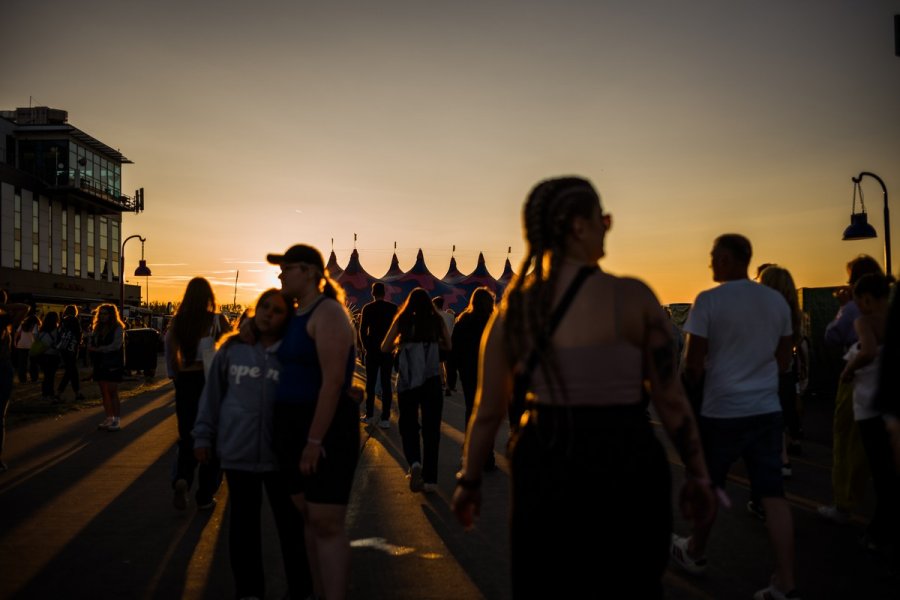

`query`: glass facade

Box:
[13,193,21,268]
[111,220,120,280]
[17,139,122,198]
[74,213,81,277]
[32,198,39,271]
[61,210,68,274]
[100,216,108,279]
[86,215,95,278]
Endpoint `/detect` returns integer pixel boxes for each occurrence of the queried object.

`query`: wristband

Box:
[455,472,482,490]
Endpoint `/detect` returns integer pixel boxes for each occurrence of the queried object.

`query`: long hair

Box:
[40,311,59,333]
[91,304,125,339]
[759,265,802,346]
[847,254,883,285]
[172,277,217,363]
[393,288,442,343]
[458,286,496,321]
[502,176,600,392]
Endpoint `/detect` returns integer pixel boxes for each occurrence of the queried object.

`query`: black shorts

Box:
[273,397,360,504]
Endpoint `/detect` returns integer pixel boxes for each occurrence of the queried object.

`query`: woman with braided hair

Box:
[451,176,714,598]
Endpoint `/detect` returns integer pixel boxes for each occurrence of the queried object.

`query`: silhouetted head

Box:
[711,234,752,282]
[847,254,883,285]
[372,282,385,299]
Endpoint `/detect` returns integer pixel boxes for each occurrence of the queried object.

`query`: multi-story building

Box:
[0,106,145,313]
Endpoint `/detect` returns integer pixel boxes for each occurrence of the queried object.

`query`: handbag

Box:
[199,315,222,376]
[29,337,47,358]
[508,265,598,432]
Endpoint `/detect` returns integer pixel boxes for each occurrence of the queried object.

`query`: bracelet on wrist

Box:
[307,437,322,446]
[455,471,482,490]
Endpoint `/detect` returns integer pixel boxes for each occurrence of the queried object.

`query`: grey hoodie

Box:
[193,339,281,472]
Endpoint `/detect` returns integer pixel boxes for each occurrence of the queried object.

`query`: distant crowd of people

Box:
[2,175,899,599]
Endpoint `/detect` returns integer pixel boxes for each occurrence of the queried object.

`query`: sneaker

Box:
[423,482,438,493]
[781,463,793,478]
[197,498,217,511]
[408,462,424,493]
[378,419,391,429]
[817,504,851,525]
[173,479,189,511]
[747,500,767,521]
[753,583,801,599]
[106,418,121,432]
[670,534,707,575]
[98,417,113,430]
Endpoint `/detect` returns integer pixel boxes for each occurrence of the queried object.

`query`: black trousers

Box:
[174,370,221,503]
[397,376,443,483]
[225,469,312,600]
[510,404,671,599]
[364,350,393,420]
[40,354,60,398]
[57,350,80,395]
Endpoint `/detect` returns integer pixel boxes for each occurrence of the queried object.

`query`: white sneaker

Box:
[408,462,424,492]
[816,504,850,524]
[670,534,707,575]
[378,419,391,429]
[106,418,121,432]
[97,417,113,430]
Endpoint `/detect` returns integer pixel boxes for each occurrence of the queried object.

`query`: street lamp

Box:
[120,234,151,312]
[842,172,892,276]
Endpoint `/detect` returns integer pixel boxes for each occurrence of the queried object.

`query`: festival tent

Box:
[380,252,405,281]
[441,256,466,285]
[325,250,344,279]
[383,249,457,306]
[336,249,378,313]
[496,257,516,297]
[446,252,501,313]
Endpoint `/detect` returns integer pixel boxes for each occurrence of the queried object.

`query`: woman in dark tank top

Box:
[452,176,715,599]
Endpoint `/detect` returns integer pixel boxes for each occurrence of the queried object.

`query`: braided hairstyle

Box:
[502,176,601,397]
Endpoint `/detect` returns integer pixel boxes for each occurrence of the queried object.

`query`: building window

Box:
[74,213,81,277]
[111,220,120,280]
[13,193,21,268]
[100,216,108,279]
[32,199,39,271]
[86,215,95,278]
[61,210,68,275]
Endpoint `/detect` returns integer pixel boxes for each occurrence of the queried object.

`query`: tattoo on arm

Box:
[671,416,701,468]
[651,339,677,387]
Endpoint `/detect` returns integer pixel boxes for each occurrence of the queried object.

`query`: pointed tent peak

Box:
[498,257,515,282]
[343,248,363,271]
[325,250,344,278]
[442,255,465,284]
[416,248,424,261]
[381,252,404,280]
[477,252,486,266]
[409,248,429,273]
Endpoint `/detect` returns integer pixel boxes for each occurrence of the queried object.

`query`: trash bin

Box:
[125,328,160,377]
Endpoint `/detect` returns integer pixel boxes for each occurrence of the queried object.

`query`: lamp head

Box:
[134,259,152,277]
[842,212,878,241]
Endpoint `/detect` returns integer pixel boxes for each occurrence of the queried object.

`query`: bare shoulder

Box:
[609,275,660,307]
[315,298,354,328]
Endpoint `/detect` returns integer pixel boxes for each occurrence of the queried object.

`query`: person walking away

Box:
[165,277,230,510]
[451,176,713,599]
[451,286,497,470]
[818,254,884,524]
[88,304,126,431]
[357,282,397,428]
[0,290,29,472]
[268,244,360,600]
[433,296,457,395]
[840,273,899,558]
[36,312,61,401]
[382,288,451,493]
[13,314,39,384]
[56,305,84,401]
[673,234,799,600]
[193,289,313,600]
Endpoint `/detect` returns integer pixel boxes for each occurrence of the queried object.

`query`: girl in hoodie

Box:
[193,289,312,600]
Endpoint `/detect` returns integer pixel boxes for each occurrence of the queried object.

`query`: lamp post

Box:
[842,171,892,276]
[120,234,152,313]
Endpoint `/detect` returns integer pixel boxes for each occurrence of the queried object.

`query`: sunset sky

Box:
[3,0,899,306]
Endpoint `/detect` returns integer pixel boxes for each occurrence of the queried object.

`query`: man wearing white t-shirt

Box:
[671,234,799,600]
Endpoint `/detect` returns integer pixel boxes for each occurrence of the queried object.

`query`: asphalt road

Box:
[0,364,896,599]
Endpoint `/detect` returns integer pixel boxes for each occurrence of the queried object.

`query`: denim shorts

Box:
[699,411,784,498]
